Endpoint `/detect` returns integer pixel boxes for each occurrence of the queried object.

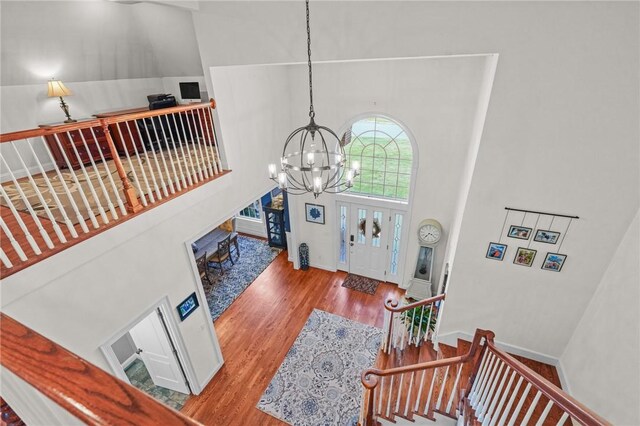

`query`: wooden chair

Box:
[196,252,213,285]
[229,232,240,261]
[208,236,234,275]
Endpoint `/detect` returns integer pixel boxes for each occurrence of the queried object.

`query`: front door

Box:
[348,205,390,281]
[129,310,190,394]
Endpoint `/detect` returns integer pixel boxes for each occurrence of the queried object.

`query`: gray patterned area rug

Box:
[257,309,382,426]
[341,274,381,295]
[202,235,279,321]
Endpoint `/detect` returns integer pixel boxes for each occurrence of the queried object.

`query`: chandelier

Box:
[268,0,359,198]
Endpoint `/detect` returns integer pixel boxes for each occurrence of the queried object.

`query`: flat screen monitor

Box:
[179,82,201,102]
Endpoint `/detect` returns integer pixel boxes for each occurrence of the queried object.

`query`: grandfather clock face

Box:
[419,224,441,244]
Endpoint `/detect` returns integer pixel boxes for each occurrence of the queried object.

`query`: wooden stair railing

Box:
[0,313,202,425]
[381,293,445,353]
[360,329,611,426]
[0,100,225,277]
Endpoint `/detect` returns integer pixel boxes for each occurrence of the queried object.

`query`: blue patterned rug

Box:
[203,235,279,321]
[257,309,382,426]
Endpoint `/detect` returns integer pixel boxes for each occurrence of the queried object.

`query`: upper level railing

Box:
[360,328,611,426]
[0,101,226,277]
[381,293,445,353]
[0,313,202,425]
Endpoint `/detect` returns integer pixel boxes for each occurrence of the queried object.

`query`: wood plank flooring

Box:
[180,253,404,425]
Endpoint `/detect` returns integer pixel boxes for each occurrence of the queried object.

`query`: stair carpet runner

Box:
[370,339,569,425]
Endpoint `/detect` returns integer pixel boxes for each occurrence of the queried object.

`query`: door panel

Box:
[130,311,189,394]
[348,204,390,281]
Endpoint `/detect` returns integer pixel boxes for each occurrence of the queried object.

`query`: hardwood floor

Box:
[180,254,567,426]
[180,252,405,425]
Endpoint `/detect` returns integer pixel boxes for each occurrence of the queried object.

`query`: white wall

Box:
[559,209,640,425]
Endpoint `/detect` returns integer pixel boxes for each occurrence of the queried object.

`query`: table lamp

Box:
[47,79,76,123]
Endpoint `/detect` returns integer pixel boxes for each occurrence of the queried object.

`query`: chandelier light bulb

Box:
[268,163,277,179]
[335,153,342,164]
[278,172,288,189]
[307,152,315,166]
[352,160,360,173]
[313,176,322,194]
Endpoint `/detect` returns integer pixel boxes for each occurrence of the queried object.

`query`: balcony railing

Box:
[0,101,227,277]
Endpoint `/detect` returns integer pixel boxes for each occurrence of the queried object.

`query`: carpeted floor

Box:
[202,235,280,321]
[257,309,382,426]
[341,274,381,295]
[124,359,189,410]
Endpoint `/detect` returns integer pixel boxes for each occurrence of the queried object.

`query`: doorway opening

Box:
[100,302,192,410]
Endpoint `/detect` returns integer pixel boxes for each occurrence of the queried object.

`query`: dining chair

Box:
[196,252,213,285]
[229,232,240,261]
[208,236,234,275]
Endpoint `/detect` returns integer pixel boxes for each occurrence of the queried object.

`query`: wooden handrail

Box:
[362,328,494,388]
[0,100,216,143]
[0,313,202,426]
[485,342,611,426]
[384,293,445,313]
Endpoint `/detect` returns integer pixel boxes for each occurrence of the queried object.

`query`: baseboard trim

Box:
[309,261,336,272]
[436,330,559,366]
[121,353,139,370]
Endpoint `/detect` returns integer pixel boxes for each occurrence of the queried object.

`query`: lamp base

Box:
[63,118,77,123]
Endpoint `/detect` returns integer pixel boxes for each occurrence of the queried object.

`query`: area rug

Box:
[0,146,218,224]
[341,274,381,295]
[124,359,189,410]
[202,235,280,321]
[257,309,382,426]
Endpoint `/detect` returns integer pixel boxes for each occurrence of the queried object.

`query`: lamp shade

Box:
[47,80,72,97]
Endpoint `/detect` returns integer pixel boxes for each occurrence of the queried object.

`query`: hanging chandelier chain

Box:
[306,0,315,118]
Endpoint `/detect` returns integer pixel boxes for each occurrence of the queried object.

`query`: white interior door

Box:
[349,204,390,281]
[129,310,190,394]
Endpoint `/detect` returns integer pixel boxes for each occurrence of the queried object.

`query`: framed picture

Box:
[542,253,567,272]
[508,225,532,240]
[177,292,199,321]
[486,242,507,261]
[305,203,325,224]
[514,247,537,267]
[534,229,560,244]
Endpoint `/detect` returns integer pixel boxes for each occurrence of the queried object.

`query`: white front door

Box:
[348,204,390,281]
[130,310,190,394]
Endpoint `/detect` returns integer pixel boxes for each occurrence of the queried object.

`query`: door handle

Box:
[136,348,143,355]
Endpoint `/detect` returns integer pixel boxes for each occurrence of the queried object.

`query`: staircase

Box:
[359,297,611,426]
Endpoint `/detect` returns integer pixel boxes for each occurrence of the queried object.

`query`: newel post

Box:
[100,121,143,213]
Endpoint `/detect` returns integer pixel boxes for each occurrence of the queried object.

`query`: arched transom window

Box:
[342,116,413,201]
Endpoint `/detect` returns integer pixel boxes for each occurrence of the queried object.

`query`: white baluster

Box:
[3,148,67,244]
[435,365,450,410]
[399,311,407,351]
[414,369,427,413]
[424,303,434,341]
[39,136,91,233]
[408,308,416,345]
[0,247,12,268]
[416,305,426,344]
[75,130,118,220]
[194,108,215,177]
[88,127,127,216]
[0,158,54,249]
[378,376,385,415]
[506,382,532,426]
[395,373,405,414]
[472,353,496,408]
[199,107,220,174]
[424,367,438,415]
[555,412,569,426]
[156,114,183,191]
[534,400,554,426]
[141,119,170,196]
[116,122,149,206]
[162,113,188,189]
[62,131,109,225]
[173,112,200,183]
[478,361,505,419]
[489,369,517,426]
[124,121,155,204]
[168,113,194,187]
[0,216,27,261]
[149,117,176,193]
[189,108,213,178]
[469,349,490,399]
[0,186,42,255]
[205,107,224,172]
[520,390,542,426]
[386,375,394,418]
[482,366,511,425]
[404,371,415,417]
[26,139,78,237]
[183,110,209,179]
[497,376,524,426]
[446,363,463,414]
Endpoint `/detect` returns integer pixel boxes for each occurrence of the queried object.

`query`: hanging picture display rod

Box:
[504,207,579,220]
[485,207,580,272]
